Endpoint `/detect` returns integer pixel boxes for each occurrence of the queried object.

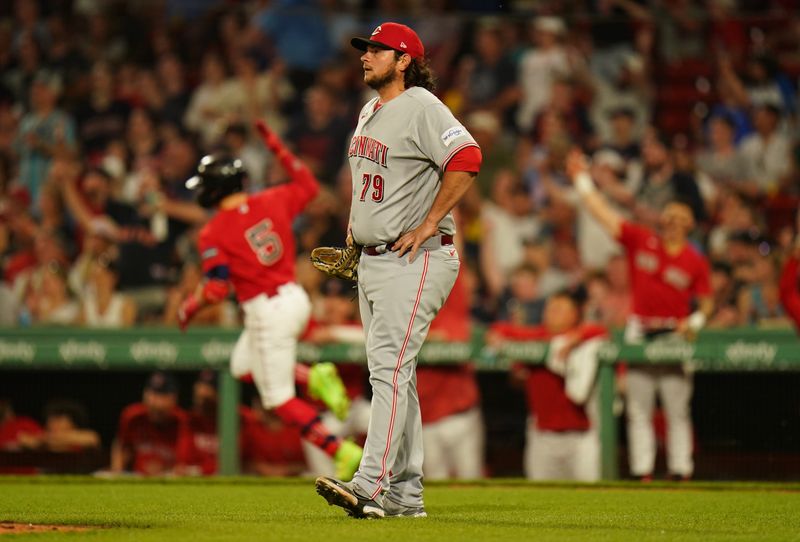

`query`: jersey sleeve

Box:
[268,147,320,218]
[412,103,480,171]
[198,226,229,276]
[617,220,651,252]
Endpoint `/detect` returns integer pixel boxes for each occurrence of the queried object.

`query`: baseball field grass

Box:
[1,477,799,541]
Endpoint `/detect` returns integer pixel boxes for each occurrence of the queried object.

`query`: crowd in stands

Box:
[2,0,800,331]
[2,0,800,478]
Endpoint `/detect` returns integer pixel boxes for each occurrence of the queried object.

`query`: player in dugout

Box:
[566,149,713,482]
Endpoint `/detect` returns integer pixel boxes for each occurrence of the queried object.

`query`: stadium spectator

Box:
[74,61,130,161]
[14,70,77,209]
[77,250,137,328]
[183,51,236,147]
[246,399,307,477]
[491,290,606,481]
[110,371,191,476]
[0,399,43,452]
[496,264,546,326]
[285,85,350,184]
[739,104,792,196]
[695,114,750,193]
[228,51,294,137]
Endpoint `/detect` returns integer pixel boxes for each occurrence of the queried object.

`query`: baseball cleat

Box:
[383,499,427,518]
[308,362,350,420]
[315,477,385,519]
[333,440,363,481]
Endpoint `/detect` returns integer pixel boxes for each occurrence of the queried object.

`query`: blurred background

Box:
[0,0,799,481]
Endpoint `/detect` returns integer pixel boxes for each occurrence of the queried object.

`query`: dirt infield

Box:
[0,521,96,534]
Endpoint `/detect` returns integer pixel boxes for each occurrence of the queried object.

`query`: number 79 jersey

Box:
[348,87,479,246]
[198,183,312,302]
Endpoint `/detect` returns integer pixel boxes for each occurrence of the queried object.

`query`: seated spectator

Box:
[23,259,79,326]
[181,370,265,476]
[418,266,484,480]
[739,104,792,197]
[480,170,542,298]
[78,250,137,327]
[110,371,191,476]
[695,114,750,194]
[708,261,744,328]
[491,290,607,482]
[497,264,546,326]
[24,399,101,453]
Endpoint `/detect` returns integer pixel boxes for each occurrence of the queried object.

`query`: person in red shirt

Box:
[0,399,44,474]
[247,399,308,477]
[177,121,362,481]
[490,290,607,481]
[180,370,266,476]
[566,150,713,481]
[110,371,191,476]
[417,262,484,480]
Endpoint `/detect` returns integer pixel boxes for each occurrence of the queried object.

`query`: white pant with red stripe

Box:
[230,283,311,408]
[353,246,459,507]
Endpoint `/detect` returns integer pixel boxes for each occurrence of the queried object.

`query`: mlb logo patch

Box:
[440,126,466,146]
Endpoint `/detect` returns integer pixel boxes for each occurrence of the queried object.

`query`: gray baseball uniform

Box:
[348,86,478,507]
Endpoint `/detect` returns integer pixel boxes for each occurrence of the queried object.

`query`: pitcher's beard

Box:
[366,68,400,91]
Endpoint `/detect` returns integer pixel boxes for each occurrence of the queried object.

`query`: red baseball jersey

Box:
[182,407,264,475]
[491,322,607,432]
[116,403,191,476]
[198,161,319,302]
[618,221,711,320]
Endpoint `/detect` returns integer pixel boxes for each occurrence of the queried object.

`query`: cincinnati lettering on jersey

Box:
[348,135,389,167]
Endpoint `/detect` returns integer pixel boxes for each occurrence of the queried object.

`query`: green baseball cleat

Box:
[308,362,350,420]
[334,440,363,482]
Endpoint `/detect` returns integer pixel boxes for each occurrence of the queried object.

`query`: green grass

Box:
[1,477,799,541]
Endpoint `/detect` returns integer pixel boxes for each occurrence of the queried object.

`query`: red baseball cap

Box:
[351,22,425,60]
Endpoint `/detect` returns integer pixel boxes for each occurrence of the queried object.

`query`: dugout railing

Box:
[1,327,798,479]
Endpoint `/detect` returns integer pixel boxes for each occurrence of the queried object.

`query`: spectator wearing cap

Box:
[490,290,607,481]
[78,250,137,328]
[516,17,570,133]
[111,371,191,476]
[13,69,76,211]
[739,104,792,196]
[181,370,266,476]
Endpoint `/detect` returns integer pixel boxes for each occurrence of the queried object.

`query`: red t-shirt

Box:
[199,159,319,302]
[182,406,264,475]
[116,403,191,476]
[491,322,607,432]
[417,268,479,423]
[618,221,711,319]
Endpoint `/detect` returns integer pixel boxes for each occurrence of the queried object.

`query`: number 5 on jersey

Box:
[359,173,384,203]
[245,219,283,265]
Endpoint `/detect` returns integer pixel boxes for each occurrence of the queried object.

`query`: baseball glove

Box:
[310,245,359,281]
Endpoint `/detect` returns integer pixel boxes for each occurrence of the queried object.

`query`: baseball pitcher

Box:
[314,22,482,519]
